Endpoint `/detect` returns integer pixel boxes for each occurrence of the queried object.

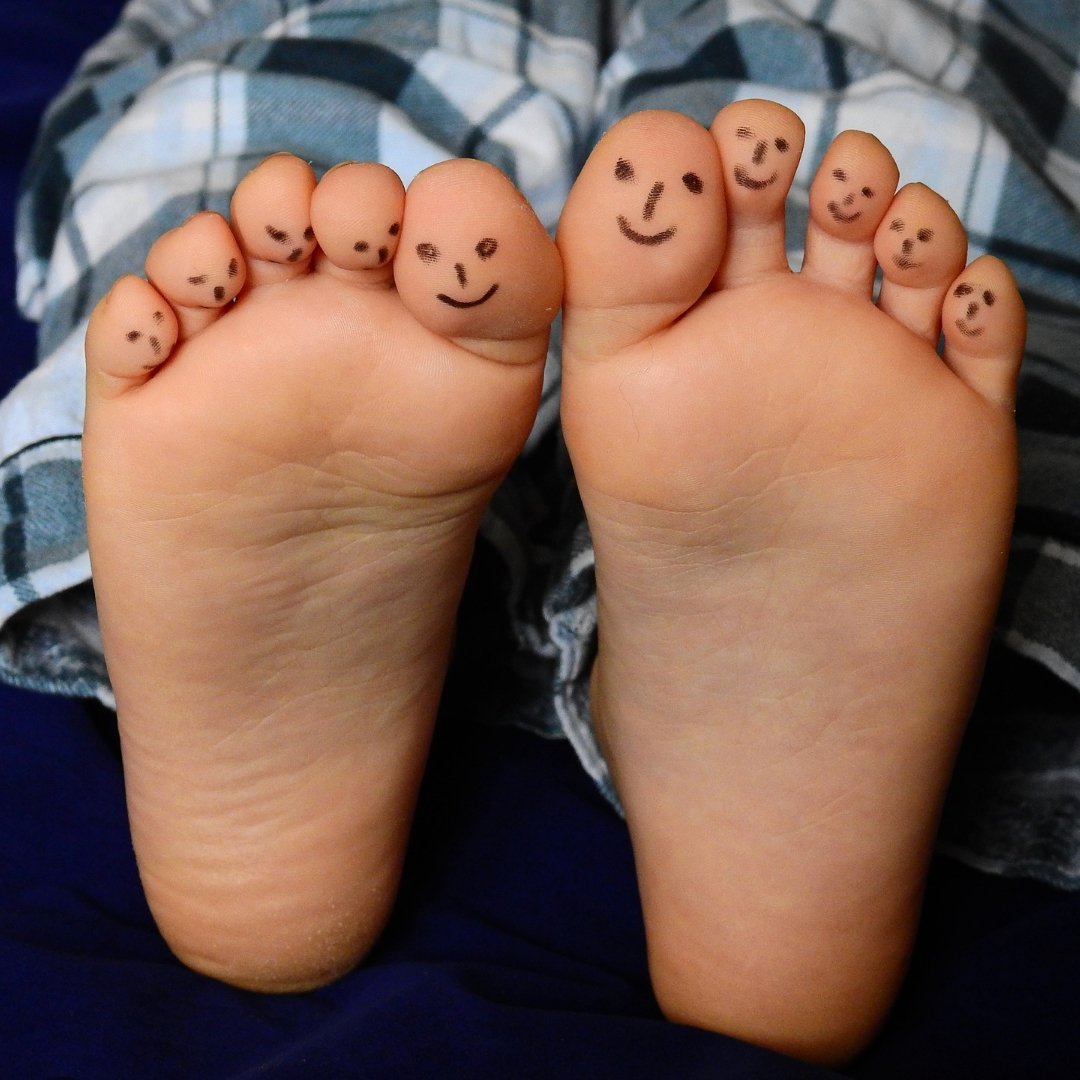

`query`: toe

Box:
[144,211,245,338]
[394,158,562,365]
[556,109,724,357]
[941,255,1026,409]
[230,153,318,286]
[85,275,180,398]
[801,131,899,296]
[311,162,405,283]
[712,98,805,288]
[874,184,966,344]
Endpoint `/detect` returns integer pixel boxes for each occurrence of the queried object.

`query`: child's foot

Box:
[558,102,1024,1065]
[83,154,561,992]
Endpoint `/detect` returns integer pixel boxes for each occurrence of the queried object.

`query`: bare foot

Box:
[83,154,561,992]
[558,101,1025,1065]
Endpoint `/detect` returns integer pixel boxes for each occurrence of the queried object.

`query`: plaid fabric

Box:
[3,0,1080,886]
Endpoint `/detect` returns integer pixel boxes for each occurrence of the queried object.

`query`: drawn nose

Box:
[213,285,225,301]
[752,139,767,165]
[843,192,856,206]
[902,238,915,254]
[642,180,664,221]
[455,262,467,288]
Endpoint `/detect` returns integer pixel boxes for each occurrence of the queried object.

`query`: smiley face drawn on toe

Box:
[353,222,400,267]
[733,127,790,190]
[186,257,241,305]
[125,327,163,357]
[145,212,246,309]
[952,281,996,337]
[826,169,876,224]
[118,305,176,370]
[612,156,704,245]
[264,223,316,263]
[417,236,501,307]
[888,218,935,270]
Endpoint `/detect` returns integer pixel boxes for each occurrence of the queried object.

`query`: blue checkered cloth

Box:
[4,0,1080,887]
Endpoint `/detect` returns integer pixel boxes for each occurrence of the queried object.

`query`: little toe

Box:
[942,255,1026,409]
[875,184,967,343]
[310,162,405,284]
[556,110,725,357]
[393,158,562,365]
[801,131,899,296]
[712,98,805,288]
[85,275,180,398]
[144,211,245,338]
[230,153,318,286]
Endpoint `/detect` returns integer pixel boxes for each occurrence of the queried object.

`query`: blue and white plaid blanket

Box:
[4,0,1080,887]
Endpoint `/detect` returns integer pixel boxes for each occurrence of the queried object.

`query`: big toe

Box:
[557,110,725,357]
[393,159,562,366]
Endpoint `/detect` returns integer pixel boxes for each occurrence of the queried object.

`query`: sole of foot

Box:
[84,153,561,992]
[557,100,1024,1065]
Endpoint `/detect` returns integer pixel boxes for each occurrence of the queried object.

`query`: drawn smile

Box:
[734,166,777,191]
[952,284,994,338]
[617,215,677,246]
[436,283,499,308]
[827,201,861,223]
[892,254,923,271]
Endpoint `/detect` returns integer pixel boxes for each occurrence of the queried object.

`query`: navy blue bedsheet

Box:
[2,3,1079,1076]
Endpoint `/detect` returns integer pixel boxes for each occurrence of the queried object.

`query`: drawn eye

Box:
[266,225,288,243]
[983,290,995,306]
[476,238,498,260]
[682,172,704,194]
[954,283,974,296]
[303,226,315,241]
[736,127,753,139]
[416,242,439,263]
[832,168,848,182]
[861,186,874,198]
[188,274,208,285]
[775,137,789,153]
[126,330,142,342]
[614,158,635,182]
[389,223,400,236]
[889,218,904,232]
[354,241,369,252]
[916,228,933,242]
[227,258,239,277]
